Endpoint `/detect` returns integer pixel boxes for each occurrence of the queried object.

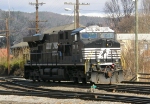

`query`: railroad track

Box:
[0,76,150,104]
[122,81,150,85]
[1,76,150,95]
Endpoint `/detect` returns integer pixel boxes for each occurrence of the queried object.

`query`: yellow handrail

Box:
[84,51,94,73]
[121,55,126,70]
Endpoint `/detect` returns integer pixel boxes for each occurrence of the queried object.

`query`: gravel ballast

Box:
[0,95,128,104]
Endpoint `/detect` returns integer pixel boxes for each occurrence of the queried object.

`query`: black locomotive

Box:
[23,25,123,84]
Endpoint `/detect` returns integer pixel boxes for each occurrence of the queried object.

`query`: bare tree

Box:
[104,0,121,30]
[141,0,150,15]
[104,0,135,32]
[139,0,150,33]
[121,0,135,17]
[104,0,121,18]
[117,16,134,33]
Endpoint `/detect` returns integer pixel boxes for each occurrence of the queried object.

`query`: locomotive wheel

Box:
[90,81,95,84]
[82,78,87,84]
[36,76,41,82]
[73,77,79,84]
[42,79,46,82]
[31,76,36,82]
[32,79,36,82]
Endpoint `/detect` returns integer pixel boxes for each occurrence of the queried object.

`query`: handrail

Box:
[121,55,126,70]
[29,52,58,65]
[30,52,52,54]
[138,73,150,75]
[137,73,150,81]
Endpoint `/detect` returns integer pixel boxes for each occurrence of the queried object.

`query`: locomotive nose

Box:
[106,40,113,47]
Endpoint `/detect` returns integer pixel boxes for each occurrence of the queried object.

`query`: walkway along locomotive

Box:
[23,25,123,84]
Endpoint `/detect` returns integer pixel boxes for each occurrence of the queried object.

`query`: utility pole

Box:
[64,0,90,28]
[76,0,79,28]
[74,5,76,29]
[29,0,46,34]
[6,18,10,75]
[0,18,10,75]
[135,0,139,81]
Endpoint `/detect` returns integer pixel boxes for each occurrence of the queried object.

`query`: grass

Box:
[0,56,24,76]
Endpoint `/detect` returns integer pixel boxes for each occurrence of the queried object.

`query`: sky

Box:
[0,0,107,17]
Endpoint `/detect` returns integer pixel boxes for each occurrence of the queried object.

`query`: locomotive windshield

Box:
[80,32,115,39]
[80,32,98,39]
[101,33,115,39]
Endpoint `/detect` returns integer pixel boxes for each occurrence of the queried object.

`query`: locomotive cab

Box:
[71,26,123,84]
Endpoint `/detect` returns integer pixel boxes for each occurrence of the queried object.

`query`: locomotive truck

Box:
[23,25,123,84]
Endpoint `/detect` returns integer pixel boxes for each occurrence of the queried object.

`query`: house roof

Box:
[11,42,28,49]
[44,23,85,34]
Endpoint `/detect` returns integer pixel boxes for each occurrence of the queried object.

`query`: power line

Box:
[64,0,90,28]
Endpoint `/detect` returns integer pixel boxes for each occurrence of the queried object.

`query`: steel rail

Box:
[0,76,150,103]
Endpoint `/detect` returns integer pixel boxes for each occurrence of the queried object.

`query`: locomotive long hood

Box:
[23,34,45,42]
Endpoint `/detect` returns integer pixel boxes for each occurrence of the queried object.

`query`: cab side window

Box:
[65,42,72,56]
[59,33,63,39]
[65,32,68,39]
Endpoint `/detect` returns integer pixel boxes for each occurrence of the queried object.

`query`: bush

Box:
[0,57,24,76]
[10,57,24,76]
[0,58,8,75]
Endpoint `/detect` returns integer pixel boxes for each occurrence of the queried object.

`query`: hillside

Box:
[0,10,106,46]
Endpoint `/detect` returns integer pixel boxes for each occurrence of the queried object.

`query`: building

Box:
[0,48,13,64]
[11,42,29,62]
[117,33,150,54]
